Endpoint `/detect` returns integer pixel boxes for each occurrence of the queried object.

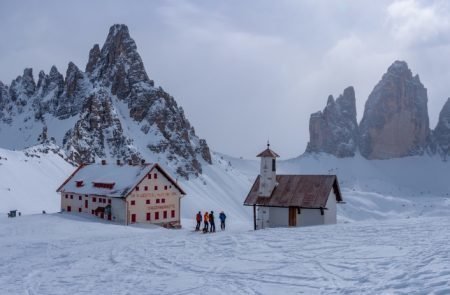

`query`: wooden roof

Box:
[243,175,343,208]
[256,148,280,158]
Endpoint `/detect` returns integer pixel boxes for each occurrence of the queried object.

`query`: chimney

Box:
[140,159,145,165]
[128,159,133,165]
[101,159,106,165]
[116,159,121,165]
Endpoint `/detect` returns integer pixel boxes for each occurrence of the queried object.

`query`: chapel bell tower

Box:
[256,142,279,197]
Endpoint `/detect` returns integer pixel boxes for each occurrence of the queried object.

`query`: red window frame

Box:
[146,200,150,204]
[171,210,175,218]
[131,200,136,205]
[146,213,151,221]
[162,198,165,204]
[154,173,157,179]
[148,174,152,179]
[155,212,159,220]
[164,185,168,190]
[154,186,158,191]
[163,211,167,219]
[144,186,148,191]
[156,199,160,204]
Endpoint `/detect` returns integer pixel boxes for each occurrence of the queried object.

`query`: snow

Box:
[59,163,154,198]
[1,213,450,294]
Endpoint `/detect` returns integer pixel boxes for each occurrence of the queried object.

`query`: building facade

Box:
[57,161,185,227]
[244,144,343,229]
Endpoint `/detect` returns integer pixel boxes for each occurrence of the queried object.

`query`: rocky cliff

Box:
[431,98,450,160]
[0,24,211,179]
[359,61,430,159]
[306,86,358,157]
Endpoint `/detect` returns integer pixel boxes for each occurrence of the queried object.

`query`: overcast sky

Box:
[1,0,450,159]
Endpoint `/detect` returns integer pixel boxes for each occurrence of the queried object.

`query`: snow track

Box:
[1,214,450,294]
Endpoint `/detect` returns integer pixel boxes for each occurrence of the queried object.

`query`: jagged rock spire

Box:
[359,60,430,159]
[306,86,358,157]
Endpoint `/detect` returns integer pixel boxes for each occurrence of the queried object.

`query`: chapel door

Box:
[289,207,297,226]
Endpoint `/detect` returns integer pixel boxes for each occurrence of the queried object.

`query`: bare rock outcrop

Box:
[431,98,450,160]
[359,61,430,159]
[306,86,358,157]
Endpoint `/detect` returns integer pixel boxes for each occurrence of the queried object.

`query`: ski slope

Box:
[1,213,450,294]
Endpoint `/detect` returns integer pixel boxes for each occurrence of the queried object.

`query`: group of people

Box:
[195,211,226,233]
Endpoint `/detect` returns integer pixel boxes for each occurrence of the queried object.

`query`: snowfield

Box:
[1,213,450,295]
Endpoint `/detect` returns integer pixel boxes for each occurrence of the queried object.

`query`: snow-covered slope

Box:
[2,213,450,294]
[0,145,73,214]
[1,145,450,224]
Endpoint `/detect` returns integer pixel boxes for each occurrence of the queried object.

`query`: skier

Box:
[203,211,209,233]
[209,211,215,233]
[219,211,226,230]
[195,211,202,231]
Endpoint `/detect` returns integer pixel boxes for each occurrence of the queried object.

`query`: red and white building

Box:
[56,161,186,227]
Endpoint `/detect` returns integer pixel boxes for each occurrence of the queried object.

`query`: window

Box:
[131,200,136,205]
[155,212,159,220]
[108,199,111,204]
[272,158,276,172]
[164,185,168,190]
[91,210,94,214]
[146,200,150,204]
[161,199,165,204]
[103,199,106,203]
[93,197,96,202]
[70,195,73,199]
[154,186,158,191]
[65,195,68,199]
[78,208,82,213]
[171,210,175,218]
[146,213,151,221]
[136,186,140,191]
[85,200,88,208]
[154,173,157,179]
[144,186,148,191]
[163,211,167,219]
[79,196,82,201]
[93,182,115,189]
[148,174,152,180]
[156,199,160,204]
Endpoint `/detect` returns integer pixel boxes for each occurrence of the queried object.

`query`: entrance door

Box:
[131,214,136,223]
[67,206,71,212]
[289,207,297,226]
[85,200,88,209]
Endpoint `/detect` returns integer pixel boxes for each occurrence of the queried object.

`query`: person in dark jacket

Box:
[219,211,226,230]
[195,211,202,231]
[209,211,215,232]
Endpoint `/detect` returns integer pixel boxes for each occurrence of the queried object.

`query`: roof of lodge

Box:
[57,163,186,198]
[244,174,343,208]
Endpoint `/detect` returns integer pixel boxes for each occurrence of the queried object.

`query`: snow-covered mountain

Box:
[0,24,211,179]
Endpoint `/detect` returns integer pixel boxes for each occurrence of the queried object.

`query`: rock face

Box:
[359,61,430,159]
[306,86,358,157]
[0,24,211,179]
[432,98,450,160]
